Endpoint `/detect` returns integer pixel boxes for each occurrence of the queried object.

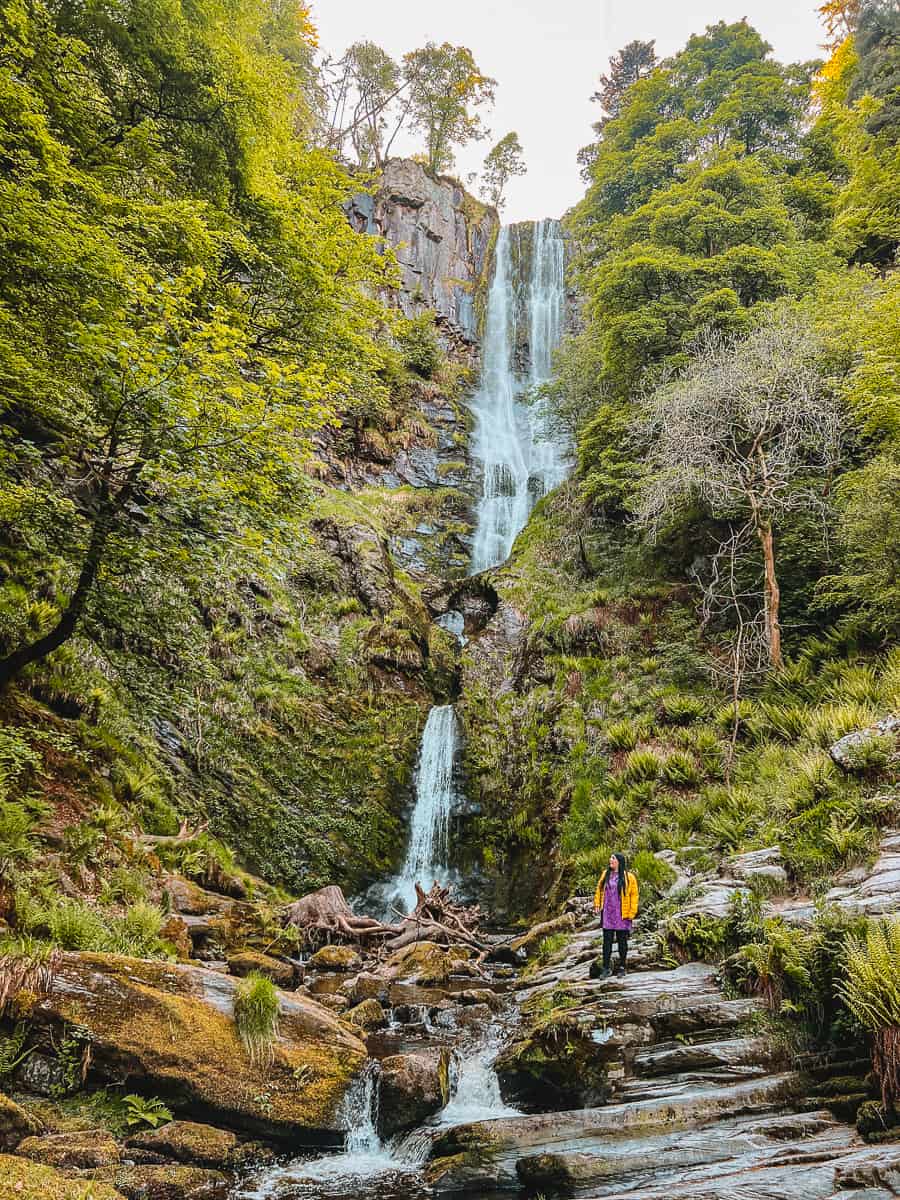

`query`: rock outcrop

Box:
[28,952,367,1145]
[348,159,497,348]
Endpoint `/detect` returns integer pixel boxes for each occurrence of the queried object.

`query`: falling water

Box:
[469,218,567,574]
[366,704,460,920]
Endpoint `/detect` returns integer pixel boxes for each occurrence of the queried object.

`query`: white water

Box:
[439,1028,521,1126]
[469,218,568,574]
[369,704,460,920]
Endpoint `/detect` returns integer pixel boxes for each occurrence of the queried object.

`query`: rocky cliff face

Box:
[348,158,497,350]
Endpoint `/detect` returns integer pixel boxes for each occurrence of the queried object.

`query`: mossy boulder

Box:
[307,945,363,973]
[125,1122,265,1170]
[0,1088,41,1150]
[17,1129,121,1168]
[345,999,388,1030]
[78,1165,228,1199]
[226,950,295,989]
[27,952,366,1145]
[384,941,476,986]
[495,1030,612,1111]
[0,1154,125,1199]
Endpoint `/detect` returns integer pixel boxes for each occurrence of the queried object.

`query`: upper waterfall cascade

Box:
[469,218,568,574]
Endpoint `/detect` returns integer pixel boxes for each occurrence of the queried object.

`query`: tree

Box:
[637,311,844,670]
[327,41,403,167]
[591,40,657,125]
[402,42,496,174]
[481,131,526,209]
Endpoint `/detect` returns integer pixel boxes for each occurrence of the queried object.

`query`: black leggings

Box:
[602,929,629,970]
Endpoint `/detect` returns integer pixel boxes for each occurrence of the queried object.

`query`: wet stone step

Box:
[630,1035,785,1078]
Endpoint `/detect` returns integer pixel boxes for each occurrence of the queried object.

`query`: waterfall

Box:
[469,218,567,574]
[366,704,460,920]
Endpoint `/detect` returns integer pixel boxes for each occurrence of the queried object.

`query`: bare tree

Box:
[637,310,844,671]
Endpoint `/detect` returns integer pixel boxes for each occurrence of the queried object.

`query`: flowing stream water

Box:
[239,221,566,1199]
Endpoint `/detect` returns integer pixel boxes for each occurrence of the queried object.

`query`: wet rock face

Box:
[348,159,497,347]
[378,1049,451,1136]
[27,952,367,1145]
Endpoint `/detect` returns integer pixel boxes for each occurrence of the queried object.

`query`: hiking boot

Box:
[598,967,612,978]
[615,966,627,977]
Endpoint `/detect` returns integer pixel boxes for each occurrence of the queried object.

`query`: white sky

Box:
[310,1,826,223]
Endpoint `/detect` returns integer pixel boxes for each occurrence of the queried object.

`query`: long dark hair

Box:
[601,852,628,896]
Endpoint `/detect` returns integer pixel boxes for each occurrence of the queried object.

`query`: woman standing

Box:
[593,852,639,977]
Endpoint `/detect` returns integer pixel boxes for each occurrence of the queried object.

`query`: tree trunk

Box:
[0,505,114,690]
[756,519,783,670]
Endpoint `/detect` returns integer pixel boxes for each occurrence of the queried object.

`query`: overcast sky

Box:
[310,1,825,223]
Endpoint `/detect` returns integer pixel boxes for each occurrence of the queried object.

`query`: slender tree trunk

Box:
[756,519,783,670]
[0,504,114,689]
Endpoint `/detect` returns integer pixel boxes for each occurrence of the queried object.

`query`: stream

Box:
[236,217,568,1200]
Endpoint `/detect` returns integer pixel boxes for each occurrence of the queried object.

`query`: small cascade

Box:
[469,217,568,574]
[367,704,461,920]
[439,1033,521,1126]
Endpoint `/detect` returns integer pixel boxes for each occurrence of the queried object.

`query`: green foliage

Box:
[0,803,39,878]
[121,1094,173,1129]
[16,893,173,959]
[481,131,526,209]
[0,1023,34,1082]
[660,751,702,788]
[622,748,662,782]
[402,42,496,173]
[234,972,280,1067]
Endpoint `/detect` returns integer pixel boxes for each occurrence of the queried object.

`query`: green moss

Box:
[0,1155,125,1200]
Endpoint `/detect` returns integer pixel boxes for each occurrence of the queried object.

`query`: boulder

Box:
[341,971,389,1005]
[25,952,366,1145]
[830,715,900,770]
[161,877,236,918]
[307,945,363,973]
[378,1050,451,1136]
[383,941,477,987]
[125,1122,250,1170]
[15,1052,69,1098]
[496,1029,614,1112]
[0,1088,41,1150]
[721,847,788,892]
[79,1165,229,1199]
[0,1154,125,1199]
[345,999,388,1030]
[17,1129,121,1169]
[226,950,295,989]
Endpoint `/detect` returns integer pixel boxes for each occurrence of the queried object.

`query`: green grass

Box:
[234,972,280,1067]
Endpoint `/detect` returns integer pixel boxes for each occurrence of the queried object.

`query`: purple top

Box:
[602,872,633,932]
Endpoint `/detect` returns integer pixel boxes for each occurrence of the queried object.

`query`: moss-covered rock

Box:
[124,1122,263,1170]
[17,1129,121,1169]
[78,1165,228,1199]
[0,1088,41,1150]
[345,999,388,1030]
[384,941,476,986]
[27,952,366,1145]
[0,1154,125,1200]
[226,951,295,989]
[307,945,363,973]
[495,1030,612,1111]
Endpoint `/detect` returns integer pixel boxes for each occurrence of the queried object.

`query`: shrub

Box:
[658,694,706,725]
[666,913,727,962]
[622,748,662,783]
[630,850,676,900]
[234,972,280,1067]
[729,918,816,1014]
[112,902,168,957]
[661,751,702,788]
[842,732,895,775]
[605,719,638,751]
[397,314,443,378]
[839,919,900,1109]
[0,803,38,878]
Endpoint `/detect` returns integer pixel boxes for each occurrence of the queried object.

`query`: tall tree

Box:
[481,131,526,209]
[637,312,844,670]
[402,42,496,174]
[591,39,657,125]
[329,41,403,167]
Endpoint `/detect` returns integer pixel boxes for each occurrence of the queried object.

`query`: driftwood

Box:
[283,882,488,952]
[138,819,209,847]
